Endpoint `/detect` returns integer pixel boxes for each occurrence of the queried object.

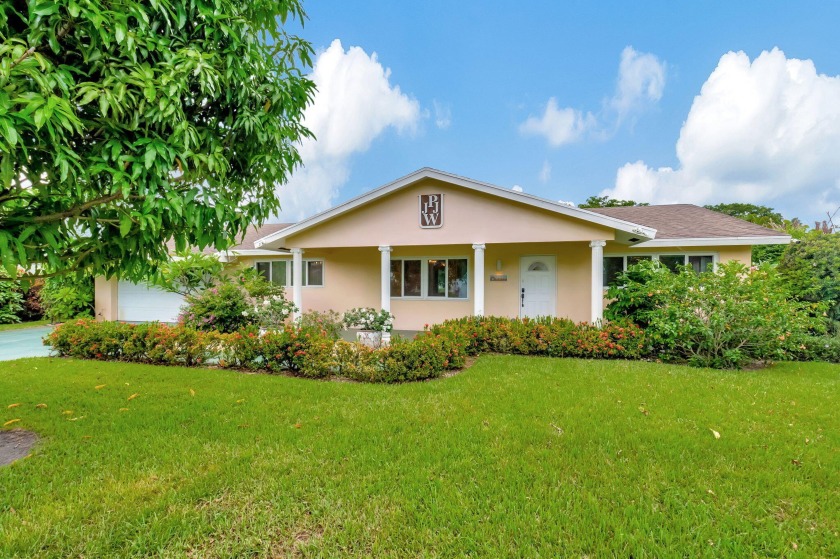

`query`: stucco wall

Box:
[237,242,594,330]
[284,179,615,248]
[94,276,118,321]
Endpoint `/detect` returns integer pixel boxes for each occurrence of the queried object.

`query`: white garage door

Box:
[118,281,185,323]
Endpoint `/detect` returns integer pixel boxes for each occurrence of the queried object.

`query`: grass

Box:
[1,356,838,558]
[0,320,50,332]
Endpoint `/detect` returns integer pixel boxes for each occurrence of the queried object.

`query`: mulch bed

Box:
[0,429,38,467]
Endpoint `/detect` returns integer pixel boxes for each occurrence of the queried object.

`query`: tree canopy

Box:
[0,0,315,280]
[703,203,786,229]
[579,195,649,208]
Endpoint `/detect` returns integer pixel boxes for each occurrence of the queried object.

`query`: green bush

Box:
[795,335,840,364]
[45,319,221,366]
[426,316,647,360]
[178,272,296,333]
[179,283,250,333]
[605,260,822,368]
[0,278,24,324]
[298,310,343,340]
[41,275,94,321]
[779,233,840,334]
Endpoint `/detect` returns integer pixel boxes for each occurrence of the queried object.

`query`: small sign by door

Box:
[419,194,443,228]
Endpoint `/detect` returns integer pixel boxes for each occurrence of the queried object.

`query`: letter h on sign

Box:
[419,194,443,229]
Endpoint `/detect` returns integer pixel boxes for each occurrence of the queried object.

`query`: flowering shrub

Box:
[605,260,823,368]
[343,307,394,332]
[179,283,250,333]
[298,310,343,340]
[45,319,221,366]
[426,316,647,360]
[244,293,297,329]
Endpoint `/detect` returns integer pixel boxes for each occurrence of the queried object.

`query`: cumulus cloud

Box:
[275,40,421,221]
[610,46,666,123]
[520,46,666,146]
[520,98,596,146]
[603,48,840,217]
[432,100,452,129]
[511,185,524,192]
[539,160,552,183]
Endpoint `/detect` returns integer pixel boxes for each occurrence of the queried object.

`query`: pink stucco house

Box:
[95,168,790,330]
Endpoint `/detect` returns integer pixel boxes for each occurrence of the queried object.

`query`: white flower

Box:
[273,295,282,301]
[263,299,270,306]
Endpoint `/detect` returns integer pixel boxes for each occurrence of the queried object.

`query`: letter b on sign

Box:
[419,194,443,228]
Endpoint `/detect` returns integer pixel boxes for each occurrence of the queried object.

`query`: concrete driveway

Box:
[0,326,54,361]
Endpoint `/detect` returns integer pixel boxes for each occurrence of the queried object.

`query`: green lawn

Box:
[1,356,838,558]
[0,320,50,333]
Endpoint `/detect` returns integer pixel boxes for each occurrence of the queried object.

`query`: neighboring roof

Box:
[226,223,294,252]
[255,168,658,248]
[167,223,294,256]
[588,205,791,247]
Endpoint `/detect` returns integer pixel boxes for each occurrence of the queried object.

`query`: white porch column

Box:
[378,246,392,312]
[291,247,304,321]
[589,240,606,324]
[379,245,392,344]
[472,243,486,316]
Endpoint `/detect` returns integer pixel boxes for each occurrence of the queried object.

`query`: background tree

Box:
[579,195,649,208]
[0,0,315,280]
[704,202,809,264]
[778,233,840,335]
[151,251,224,296]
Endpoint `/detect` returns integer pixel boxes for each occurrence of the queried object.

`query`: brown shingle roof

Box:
[166,223,295,254]
[587,204,784,239]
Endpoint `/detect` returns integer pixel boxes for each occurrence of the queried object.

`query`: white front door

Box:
[520,256,556,319]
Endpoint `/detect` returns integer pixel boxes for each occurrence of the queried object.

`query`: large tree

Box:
[0,0,314,280]
[579,195,649,208]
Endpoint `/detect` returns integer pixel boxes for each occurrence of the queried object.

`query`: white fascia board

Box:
[631,236,791,248]
[254,167,657,248]
[222,249,292,256]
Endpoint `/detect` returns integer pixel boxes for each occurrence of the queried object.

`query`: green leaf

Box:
[145,147,156,169]
[119,215,132,237]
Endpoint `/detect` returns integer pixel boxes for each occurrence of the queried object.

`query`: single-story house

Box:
[94,168,791,329]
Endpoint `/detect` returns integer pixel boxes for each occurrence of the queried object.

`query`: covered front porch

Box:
[286,240,609,331]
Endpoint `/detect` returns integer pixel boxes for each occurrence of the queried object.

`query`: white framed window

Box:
[390,257,468,300]
[254,259,324,287]
[603,253,717,287]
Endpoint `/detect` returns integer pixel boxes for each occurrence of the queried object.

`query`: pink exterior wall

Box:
[94,276,119,321]
[284,179,615,248]
[239,242,594,330]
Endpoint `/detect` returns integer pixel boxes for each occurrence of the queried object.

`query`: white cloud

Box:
[520,46,665,146]
[433,100,452,129]
[519,98,596,146]
[539,160,552,183]
[603,48,840,217]
[511,185,524,192]
[275,40,421,221]
[610,46,666,122]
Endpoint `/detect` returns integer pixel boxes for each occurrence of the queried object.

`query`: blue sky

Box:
[277,1,840,225]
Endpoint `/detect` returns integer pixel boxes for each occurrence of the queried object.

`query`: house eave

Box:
[631,235,792,248]
[254,168,657,248]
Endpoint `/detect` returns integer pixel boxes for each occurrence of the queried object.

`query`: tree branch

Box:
[29,193,124,223]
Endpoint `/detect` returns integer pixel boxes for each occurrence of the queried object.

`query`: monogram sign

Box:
[419,194,443,228]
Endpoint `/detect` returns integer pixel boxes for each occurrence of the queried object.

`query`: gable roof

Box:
[589,205,791,247]
[255,168,658,248]
[166,223,294,256]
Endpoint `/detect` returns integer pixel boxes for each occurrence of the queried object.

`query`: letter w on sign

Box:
[419,194,443,228]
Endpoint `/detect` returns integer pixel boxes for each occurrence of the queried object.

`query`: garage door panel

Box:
[118,281,185,323]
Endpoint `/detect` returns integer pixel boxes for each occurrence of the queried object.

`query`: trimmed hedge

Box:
[44,317,649,382]
[427,316,647,359]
